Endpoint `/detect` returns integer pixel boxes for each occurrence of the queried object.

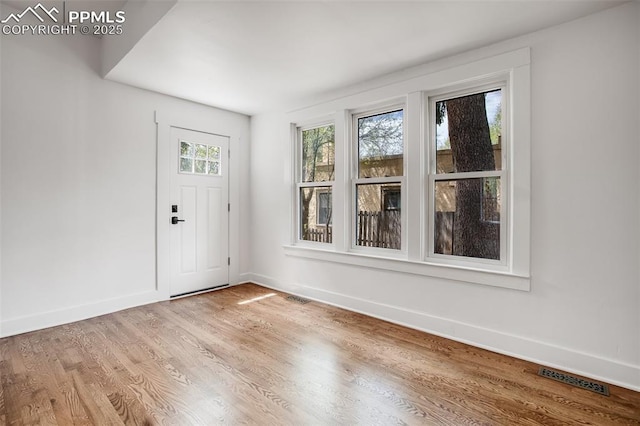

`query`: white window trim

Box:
[425,81,509,271]
[286,48,531,291]
[294,120,336,247]
[283,244,529,290]
[351,103,407,255]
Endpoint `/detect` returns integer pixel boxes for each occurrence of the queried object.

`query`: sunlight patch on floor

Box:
[237,293,276,305]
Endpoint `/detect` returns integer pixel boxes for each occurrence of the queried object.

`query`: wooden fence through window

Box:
[357,210,401,249]
[303,208,497,253]
[304,228,333,243]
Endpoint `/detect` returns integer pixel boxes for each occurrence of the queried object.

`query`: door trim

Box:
[155,110,240,301]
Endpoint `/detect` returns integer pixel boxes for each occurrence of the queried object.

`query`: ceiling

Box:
[104,1,624,116]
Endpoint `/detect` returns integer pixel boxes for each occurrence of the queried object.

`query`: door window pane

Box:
[180,158,193,173]
[195,144,208,159]
[208,161,220,175]
[434,177,500,259]
[436,89,502,173]
[208,146,220,160]
[358,110,403,178]
[195,160,206,174]
[356,183,401,250]
[302,125,335,183]
[179,141,223,176]
[180,141,193,157]
[300,187,332,243]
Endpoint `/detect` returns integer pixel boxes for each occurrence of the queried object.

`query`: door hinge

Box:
[228,203,230,212]
[228,257,230,266]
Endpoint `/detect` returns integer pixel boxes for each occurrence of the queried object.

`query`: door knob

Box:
[171,216,185,225]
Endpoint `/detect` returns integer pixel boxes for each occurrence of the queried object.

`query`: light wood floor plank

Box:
[0,283,637,425]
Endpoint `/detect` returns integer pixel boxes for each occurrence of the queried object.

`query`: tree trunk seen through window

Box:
[446,93,499,260]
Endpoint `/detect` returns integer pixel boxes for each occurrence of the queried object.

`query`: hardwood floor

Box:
[0,283,637,425]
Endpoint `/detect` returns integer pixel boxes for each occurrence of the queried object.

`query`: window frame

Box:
[316,190,332,226]
[178,139,222,176]
[426,81,509,270]
[286,48,531,291]
[382,185,401,211]
[350,103,407,255]
[295,120,336,246]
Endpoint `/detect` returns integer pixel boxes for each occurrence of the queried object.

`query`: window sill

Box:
[283,244,530,291]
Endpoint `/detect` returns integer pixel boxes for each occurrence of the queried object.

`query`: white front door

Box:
[169,127,229,297]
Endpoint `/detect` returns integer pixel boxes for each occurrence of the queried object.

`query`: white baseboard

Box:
[1,272,258,337]
[247,272,640,392]
[1,290,159,337]
[237,272,255,285]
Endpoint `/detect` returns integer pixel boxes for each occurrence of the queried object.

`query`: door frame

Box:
[155,110,240,301]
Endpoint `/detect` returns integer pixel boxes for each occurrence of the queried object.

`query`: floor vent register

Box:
[286,295,312,304]
[538,367,609,396]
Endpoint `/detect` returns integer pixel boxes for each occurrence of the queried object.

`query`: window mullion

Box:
[353,176,402,185]
[333,111,347,252]
[433,170,502,181]
[299,181,335,188]
[406,91,422,261]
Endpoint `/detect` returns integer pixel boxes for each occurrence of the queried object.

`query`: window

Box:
[430,87,505,262]
[287,49,531,290]
[298,123,335,243]
[179,141,221,175]
[316,191,332,225]
[353,108,404,250]
[382,186,401,211]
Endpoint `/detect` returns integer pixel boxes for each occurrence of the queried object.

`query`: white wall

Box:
[0,27,3,337]
[636,1,640,389]
[0,30,251,335]
[249,3,640,390]
[101,0,177,77]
